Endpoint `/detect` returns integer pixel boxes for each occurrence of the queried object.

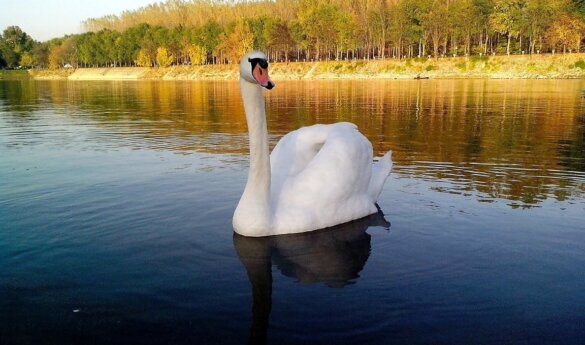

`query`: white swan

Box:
[233,51,392,237]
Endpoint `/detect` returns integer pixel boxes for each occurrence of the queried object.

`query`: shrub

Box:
[470,55,489,63]
[455,61,467,71]
[574,59,585,69]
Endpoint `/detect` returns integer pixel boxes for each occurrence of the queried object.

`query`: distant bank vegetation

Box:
[22,53,585,80]
[2,0,585,70]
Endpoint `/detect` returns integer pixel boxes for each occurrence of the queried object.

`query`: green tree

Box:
[397,0,429,58]
[388,1,410,58]
[264,18,295,61]
[19,52,34,67]
[0,40,17,67]
[368,0,390,59]
[490,0,527,55]
[191,21,222,63]
[1,26,35,67]
[335,11,358,60]
[247,16,270,52]
[289,20,309,60]
[298,2,344,60]
[31,43,49,68]
[15,0,585,65]
[524,0,569,54]
[76,33,94,67]
[449,0,486,55]
[422,1,449,57]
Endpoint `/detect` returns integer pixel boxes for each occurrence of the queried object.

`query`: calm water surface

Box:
[1,79,584,344]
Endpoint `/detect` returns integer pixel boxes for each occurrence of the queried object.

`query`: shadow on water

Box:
[233,209,390,345]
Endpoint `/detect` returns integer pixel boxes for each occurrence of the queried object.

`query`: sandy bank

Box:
[29,53,585,80]
[68,67,150,80]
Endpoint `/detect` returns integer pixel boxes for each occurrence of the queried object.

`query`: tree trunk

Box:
[519,35,523,53]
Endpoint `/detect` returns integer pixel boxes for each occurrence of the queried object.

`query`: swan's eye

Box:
[248,57,269,72]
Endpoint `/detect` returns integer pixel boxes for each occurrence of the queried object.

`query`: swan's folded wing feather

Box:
[270,123,377,233]
[368,151,393,201]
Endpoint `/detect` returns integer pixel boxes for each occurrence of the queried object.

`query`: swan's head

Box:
[240,51,275,90]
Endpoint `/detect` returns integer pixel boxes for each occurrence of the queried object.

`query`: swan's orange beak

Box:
[253,65,275,90]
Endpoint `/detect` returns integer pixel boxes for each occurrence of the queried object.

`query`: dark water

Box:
[1,79,584,344]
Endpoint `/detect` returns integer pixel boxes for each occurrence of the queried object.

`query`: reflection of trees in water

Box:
[0,80,39,114]
[1,79,584,205]
[557,114,585,173]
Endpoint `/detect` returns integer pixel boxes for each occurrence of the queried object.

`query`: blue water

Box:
[1,79,584,344]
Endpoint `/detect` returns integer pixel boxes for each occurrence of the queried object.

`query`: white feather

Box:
[233,51,392,237]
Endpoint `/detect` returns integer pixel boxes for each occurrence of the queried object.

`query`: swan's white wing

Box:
[369,151,393,201]
[269,123,378,234]
[270,123,332,200]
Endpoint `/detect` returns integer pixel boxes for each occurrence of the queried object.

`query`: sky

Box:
[0,0,159,42]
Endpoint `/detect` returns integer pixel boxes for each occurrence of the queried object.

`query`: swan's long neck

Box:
[235,78,271,233]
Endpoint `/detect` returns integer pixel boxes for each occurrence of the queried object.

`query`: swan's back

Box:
[269,122,391,234]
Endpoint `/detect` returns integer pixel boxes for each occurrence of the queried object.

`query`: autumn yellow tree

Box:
[156,47,174,67]
[46,0,585,64]
[546,14,585,53]
[215,20,254,64]
[186,45,206,65]
[48,49,62,70]
[135,48,152,67]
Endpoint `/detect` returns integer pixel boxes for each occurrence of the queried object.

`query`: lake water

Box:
[1,79,584,344]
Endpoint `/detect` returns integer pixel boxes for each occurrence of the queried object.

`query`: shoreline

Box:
[22,53,585,80]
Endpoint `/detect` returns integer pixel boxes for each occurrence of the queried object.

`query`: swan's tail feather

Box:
[369,151,392,202]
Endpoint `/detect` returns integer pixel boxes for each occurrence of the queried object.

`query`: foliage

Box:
[215,20,254,64]
[546,14,585,52]
[470,55,489,63]
[574,59,585,68]
[135,49,152,67]
[19,52,34,67]
[3,0,585,68]
[156,47,174,67]
[186,45,206,65]
[47,37,75,69]
[490,0,527,55]
[0,26,35,68]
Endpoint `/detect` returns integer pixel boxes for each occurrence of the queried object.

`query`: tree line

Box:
[3,0,585,69]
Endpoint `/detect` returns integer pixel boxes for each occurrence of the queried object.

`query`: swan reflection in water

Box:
[233,209,390,345]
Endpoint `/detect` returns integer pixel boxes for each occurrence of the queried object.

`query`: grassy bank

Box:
[28,53,585,80]
[29,69,75,79]
[304,53,585,79]
[0,70,31,80]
